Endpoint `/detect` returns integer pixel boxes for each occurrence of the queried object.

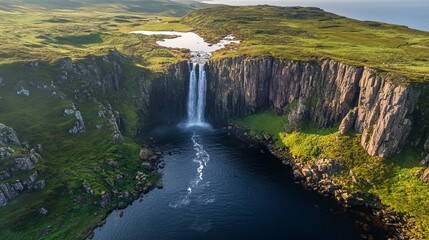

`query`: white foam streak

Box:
[169,133,210,208]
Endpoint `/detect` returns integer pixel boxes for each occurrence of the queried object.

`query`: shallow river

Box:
[92,126,389,240]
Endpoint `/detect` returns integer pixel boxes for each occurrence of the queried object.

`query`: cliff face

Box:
[207,57,420,157]
[148,61,190,126]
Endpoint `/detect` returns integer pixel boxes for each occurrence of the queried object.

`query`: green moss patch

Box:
[235,111,429,238]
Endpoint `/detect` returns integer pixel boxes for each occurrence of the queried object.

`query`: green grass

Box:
[1,2,429,239]
[233,111,285,146]
[182,6,429,82]
[235,112,429,238]
[0,2,205,237]
[0,54,162,239]
[0,1,199,71]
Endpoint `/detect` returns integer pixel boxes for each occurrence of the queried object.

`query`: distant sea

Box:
[200,0,429,31]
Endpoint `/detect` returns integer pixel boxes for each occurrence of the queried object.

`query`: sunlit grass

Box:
[236,111,429,238]
[183,6,429,82]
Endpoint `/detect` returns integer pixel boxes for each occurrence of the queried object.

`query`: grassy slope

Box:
[235,111,429,238]
[0,1,205,239]
[0,0,201,71]
[182,6,429,82]
[209,5,429,238]
[1,2,428,239]
[0,53,162,239]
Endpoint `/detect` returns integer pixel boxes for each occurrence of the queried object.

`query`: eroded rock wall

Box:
[148,61,189,126]
[207,57,420,157]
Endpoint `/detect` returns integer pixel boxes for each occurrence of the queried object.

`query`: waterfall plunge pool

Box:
[92,127,389,240]
[98,30,394,240]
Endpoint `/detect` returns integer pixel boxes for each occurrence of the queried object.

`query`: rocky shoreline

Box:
[227,123,417,239]
[85,137,165,239]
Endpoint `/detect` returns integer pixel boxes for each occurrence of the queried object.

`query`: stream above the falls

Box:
[92,126,389,240]
[131,31,239,63]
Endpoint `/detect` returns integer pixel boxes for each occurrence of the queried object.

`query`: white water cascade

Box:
[187,62,207,126]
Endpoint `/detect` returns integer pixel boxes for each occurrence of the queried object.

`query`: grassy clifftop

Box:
[182,6,429,82]
[0,0,203,71]
[1,2,428,239]
[0,1,202,238]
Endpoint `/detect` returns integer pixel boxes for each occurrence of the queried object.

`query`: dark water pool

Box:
[92,126,388,240]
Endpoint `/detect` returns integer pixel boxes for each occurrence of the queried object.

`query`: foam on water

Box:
[169,133,210,208]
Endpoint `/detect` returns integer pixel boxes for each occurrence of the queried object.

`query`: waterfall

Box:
[187,62,207,126]
[187,62,198,122]
[197,64,207,123]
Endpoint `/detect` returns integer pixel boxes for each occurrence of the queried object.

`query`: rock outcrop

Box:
[0,123,21,146]
[339,108,357,135]
[0,171,45,206]
[207,57,420,157]
[421,168,429,183]
[0,124,46,206]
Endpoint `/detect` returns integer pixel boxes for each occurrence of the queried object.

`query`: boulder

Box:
[39,207,48,215]
[12,181,24,191]
[293,169,304,180]
[141,162,153,171]
[83,184,94,195]
[100,193,110,207]
[33,180,46,190]
[339,108,357,135]
[107,160,118,168]
[421,168,429,183]
[301,167,312,178]
[0,191,8,206]
[421,154,429,166]
[0,147,14,158]
[29,151,42,164]
[139,147,150,161]
[0,123,21,146]
[69,110,86,134]
[0,170,10,180]
[28,171,38,183]
[12,157,36,171]
[22,171,38,188]
[116,174,123,181]
[0,183,18,200]
[349,169,359,184]
[35,144,43,154]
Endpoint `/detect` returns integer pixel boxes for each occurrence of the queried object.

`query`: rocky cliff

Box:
[206,57,421,157]
[0,123,45,206]
[148,61,190,126]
